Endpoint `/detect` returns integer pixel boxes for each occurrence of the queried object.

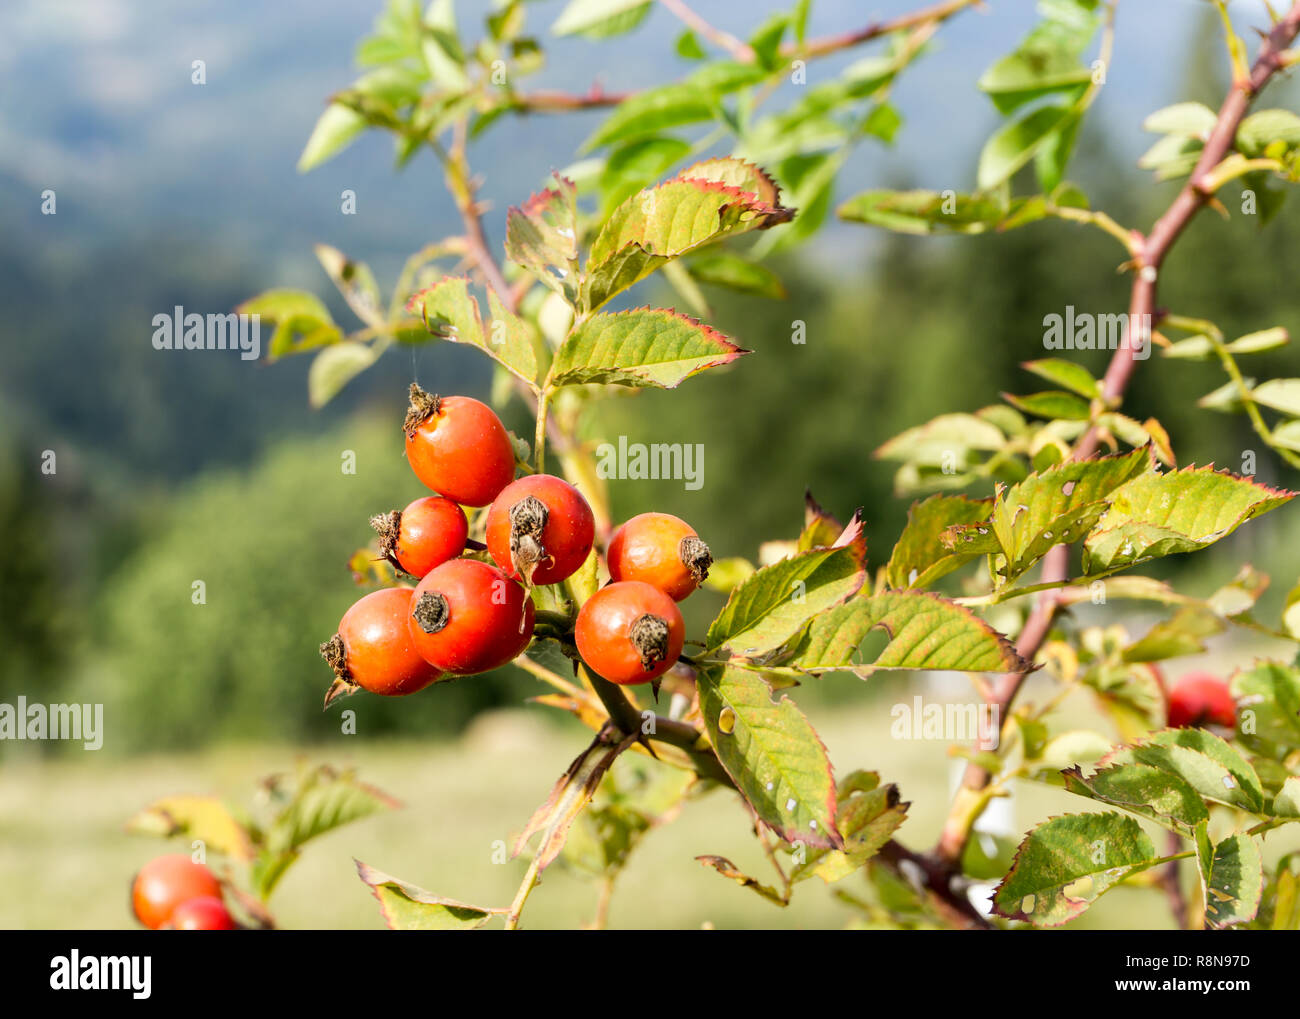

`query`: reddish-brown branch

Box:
[658,0,755,62]
[933,1,1300,872]
[510,87,631,112]
[786,0,983,59]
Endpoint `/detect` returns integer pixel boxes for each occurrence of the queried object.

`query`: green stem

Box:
[535,388,551,475]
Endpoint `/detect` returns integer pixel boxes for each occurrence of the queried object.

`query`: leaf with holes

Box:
[548,307,747,390]
[505,176,579,299]
[887,493,992,589]
[1062,763,1209,835]
[705,529,866,655]
[1082,467,1294,574]
[1104,728,1264,813]
[697,665,842,848]
[786,590,1030,676]
[943,447,1152,582]
[993,813,1158,926]
[355,861,496,930]
[791,771,909,884]
[1195,826,1263,929]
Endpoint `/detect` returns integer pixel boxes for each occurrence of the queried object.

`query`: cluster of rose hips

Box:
[132,855,237,930]
[320,384,712,700]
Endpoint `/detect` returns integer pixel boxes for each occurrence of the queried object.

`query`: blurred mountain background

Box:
[3,0,1300,755]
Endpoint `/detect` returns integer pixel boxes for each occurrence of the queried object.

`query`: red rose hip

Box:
[486,474,595,586]
[371,495,468,578]
[131,855,223,930]
[575,581,685,685]
[166,896,239,930]
[1167,672,1236,729]
[608,512,712,601]
[403,384,515,507]
[408,559,535,674]
[321,587,443,703]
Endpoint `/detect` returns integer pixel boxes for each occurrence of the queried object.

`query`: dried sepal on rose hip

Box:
[608,512,712,601]
[402,383,516,507]
[320,587,444,707]
[486,474,595,586]
[131,855,225,930]
[575,580,685,686]
[370,495,468,578]
[407,558,535,675]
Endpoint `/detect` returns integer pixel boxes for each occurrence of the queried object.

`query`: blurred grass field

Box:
[8,683,1295,931]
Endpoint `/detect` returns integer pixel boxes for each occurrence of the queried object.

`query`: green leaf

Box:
[787,590,1031,675]
[1196,828,1263,929]
[1231,662,1300,749]
[1250,378,1300,416]
[406,277,543,388]
[124,795,254,860]
[887,494,992,589]
[1002,389,1092,420]
[237,289,341,360]
[993,813,1158,926]
[791,771,908,883]
[875,412,1008,465]
[600,137,692,212]
[298,103,368,172]
[1083,466,1295,573]
[687,251,786,299]
[548,307,748,390]
[314,244,383,326]
[978,105,1073,190]
[1062,763,1209,835]
[1021,358,1100,398]
[552,0,651,38]
[705,530,867,655]
[837,189,1007,235]
[1138,133,1204,181]
[1237,108,1300,157]
[1121,605,1223,662]
[1144,102,1217,137]
[1106,728,1264,812]
[308,342,379,408]
[583,83,717,150]
[266,772,401,856]
[1274,777,1300,818]
[697,665,842,848]
[1034,110,1082,193]
[583,164,792,311]
[504,176,579,298]
[943,447,1152,582]
[1227,327,1289,355]
[675,29,707,60]
[355,861,494,930]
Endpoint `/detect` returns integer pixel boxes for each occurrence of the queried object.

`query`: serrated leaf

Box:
[583,160,793,311]
[1082,466,1294,573]
[944,447,1152,582]
[791,771,908,883]
[298,103,368,172]
[1106,728,1264,812]
[887,493,992,589]
[1231,661,1300,749]
[705,531,867,655]
[125,795,255,861]
[993,813,1158,926]
[505,176,579,298]
[787,590,1030,676]
[267,772,401,855]
[406,277,542,388]
[1196,828,1262,929]
[548,307,747,390]
[1022,358,1100,398]
[697,665,842,848]
[978,105,1073,190]
[1062,763,1209,835]
[309,342,379,408]
[355,861,494,930]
